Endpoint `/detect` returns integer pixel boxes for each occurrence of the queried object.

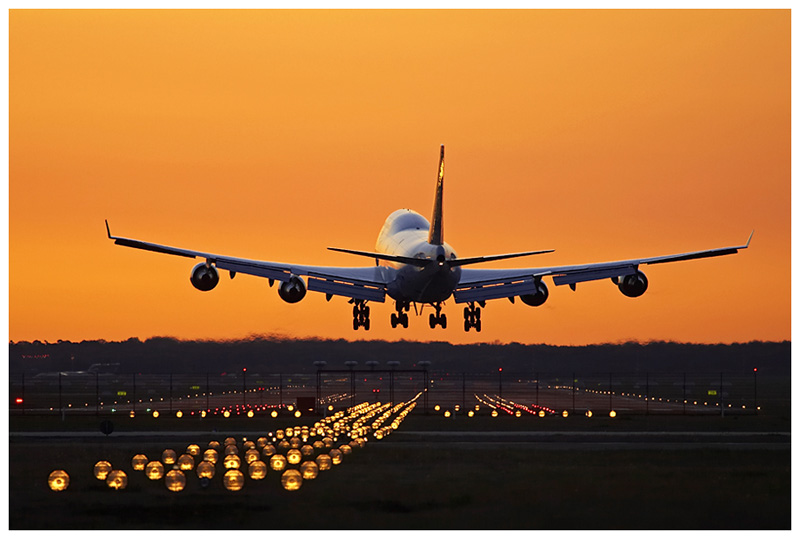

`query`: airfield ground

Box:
[9,411,790,530]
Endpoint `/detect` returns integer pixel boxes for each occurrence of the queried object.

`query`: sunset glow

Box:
[9,9,790,345]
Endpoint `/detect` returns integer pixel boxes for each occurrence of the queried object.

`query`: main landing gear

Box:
[463,302,482,332]
[429,303,447,329]
[352,300,370,330]
[390,301,410,329]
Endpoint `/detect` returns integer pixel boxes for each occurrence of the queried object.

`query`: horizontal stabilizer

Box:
[328,247,429,267]
[450,249,554,267]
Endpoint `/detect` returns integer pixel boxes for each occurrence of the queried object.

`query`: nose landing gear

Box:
[351,300,370,330]
[463,302,482,332]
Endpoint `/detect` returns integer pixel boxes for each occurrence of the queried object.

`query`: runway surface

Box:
[11,428,789,450]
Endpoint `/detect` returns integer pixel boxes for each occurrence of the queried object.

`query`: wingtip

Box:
[746,229,754,248]
[105,219,111,239]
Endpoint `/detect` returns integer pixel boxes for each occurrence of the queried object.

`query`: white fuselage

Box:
[375,209,461,304]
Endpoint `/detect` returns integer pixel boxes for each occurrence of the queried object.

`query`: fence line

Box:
[9,369,767,417]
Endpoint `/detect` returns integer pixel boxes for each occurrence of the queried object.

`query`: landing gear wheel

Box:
[463,302,483,332]
[352,301,370,330]
[391,313,398,328]
[440,314,447,329]
[401,313,409,328]
[429,313,436,329]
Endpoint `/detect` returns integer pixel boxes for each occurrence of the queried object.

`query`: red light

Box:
[15,398,23,405]
[754,368,758,372]
[499,368,503,372]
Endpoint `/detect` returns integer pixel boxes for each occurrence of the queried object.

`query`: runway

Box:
[11,428,789,450]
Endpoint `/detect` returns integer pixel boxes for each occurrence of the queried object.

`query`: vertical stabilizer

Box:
[428,145,445,246]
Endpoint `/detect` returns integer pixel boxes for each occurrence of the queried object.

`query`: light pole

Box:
[345,361,358,407]
[314,361,327,414]
[387,361,400,404]
[242,368,247,407]
[753,367,758,414]
[498,367,503,398]
[419,361,431,413]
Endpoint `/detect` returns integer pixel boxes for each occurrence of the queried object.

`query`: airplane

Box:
[106,145,752,332]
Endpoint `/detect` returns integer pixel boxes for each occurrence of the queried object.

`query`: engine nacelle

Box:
[278,276,307,303]
[190,263,219,292]
[617,271,648,298]
[519,280,549,307]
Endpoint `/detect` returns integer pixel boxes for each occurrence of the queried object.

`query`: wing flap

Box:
[552,265,638,287]
[308,276,386,302]
[216,259,291,282]
[454,277,541,303]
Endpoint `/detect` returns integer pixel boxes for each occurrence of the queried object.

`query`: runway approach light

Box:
[316,453,333,471]
[48,470,69,491]
[562,410,569,418]
[270,454,288,471]
[161,449,177,465]
[223,455,241,470]
[146,461,165,480]
[301,460,320,480]
[287,449,303,465]
[281,469,303,491]
[152,410,159,418]
[245,449,260,464]
[609,410,617,418]
[224,469,244,491]
[165,470,186,492]
[203,449,219,464]
[177,454,194,471]
[131,454,148,471]
[538,410,546,418]
[586,410,593,418]
[94,461,112,480]
[491,410,498,418]
[271,410,279,418]
[106,470,128,490]
[248,460,268,480]
[262,444,277,457]
[329,448,343,465]
[196,461,215,479]
[187,444,201,456]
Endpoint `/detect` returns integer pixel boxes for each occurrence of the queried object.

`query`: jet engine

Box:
[190,263,219,292]
[519,280,549,307]
[616,271,648,298]
[278,276,307,303]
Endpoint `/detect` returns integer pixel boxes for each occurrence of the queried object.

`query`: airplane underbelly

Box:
[387,265,461,303]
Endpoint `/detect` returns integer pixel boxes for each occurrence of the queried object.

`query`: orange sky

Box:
[8,9,790,346]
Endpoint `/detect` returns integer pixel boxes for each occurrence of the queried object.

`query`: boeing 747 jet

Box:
[107,146,751,332]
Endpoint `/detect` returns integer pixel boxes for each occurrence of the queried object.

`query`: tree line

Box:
[8,337,790,377]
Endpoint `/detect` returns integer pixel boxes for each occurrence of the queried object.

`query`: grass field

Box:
[9,412,791,530]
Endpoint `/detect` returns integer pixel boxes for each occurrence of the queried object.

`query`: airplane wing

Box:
[105,221,390,302]
[453,232,753,303]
